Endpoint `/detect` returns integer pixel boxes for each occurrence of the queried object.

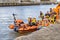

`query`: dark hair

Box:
[40,13,43,15]
[50,8,52,12]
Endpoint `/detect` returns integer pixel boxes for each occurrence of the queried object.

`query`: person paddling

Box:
[39,11,44,21]
[13,14,19,32]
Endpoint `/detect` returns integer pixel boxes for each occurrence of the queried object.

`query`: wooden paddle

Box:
[12,13,16,26]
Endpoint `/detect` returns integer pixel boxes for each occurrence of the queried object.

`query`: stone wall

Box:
[22,0,31,2]
[0,0,56,3]
[0,0,40,3]
[40,0,57,4]
[0,0,21,3]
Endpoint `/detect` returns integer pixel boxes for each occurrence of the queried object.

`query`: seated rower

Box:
[51,10,57,22]
[40,11,44,20]
[42,17,50,27]
[49,14,55,24]
[45,11,50,20]
[28,17,32,26]
[32,18,37,26]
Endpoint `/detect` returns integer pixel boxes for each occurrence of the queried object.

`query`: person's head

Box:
[28,17,32,22]
[50,8,52,12]
[40,11,42,13]
[40,11,43,15]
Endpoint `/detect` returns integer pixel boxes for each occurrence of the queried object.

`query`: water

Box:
[0,4,57,40]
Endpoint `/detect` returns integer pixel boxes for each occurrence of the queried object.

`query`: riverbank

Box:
[15,22,60,40]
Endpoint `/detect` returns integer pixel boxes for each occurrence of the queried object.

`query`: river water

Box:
[0,4,57,40]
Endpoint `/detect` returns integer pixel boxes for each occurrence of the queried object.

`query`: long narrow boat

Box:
[9,20,40,33]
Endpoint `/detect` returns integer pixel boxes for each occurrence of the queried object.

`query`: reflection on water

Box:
[0,5,57,40]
